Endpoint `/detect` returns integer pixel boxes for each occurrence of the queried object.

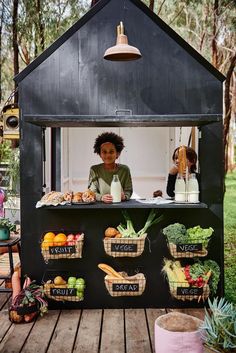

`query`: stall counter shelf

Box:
[40,199,208,210]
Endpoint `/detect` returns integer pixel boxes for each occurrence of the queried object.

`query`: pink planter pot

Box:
[155,312,204,353]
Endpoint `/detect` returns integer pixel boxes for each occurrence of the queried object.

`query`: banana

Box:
[98,263,124,279]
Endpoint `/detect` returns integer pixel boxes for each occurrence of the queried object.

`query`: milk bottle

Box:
[187,173,199,203]
[174,174,186,202]
[110,174,122,202]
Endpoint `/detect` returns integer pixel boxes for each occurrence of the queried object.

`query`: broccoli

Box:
[162,223,187,244]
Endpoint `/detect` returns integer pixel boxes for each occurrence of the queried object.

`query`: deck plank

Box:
[47,309,81,353]
[125,309,152,353]
[21,310,60,353]
[0,305,12,344]
[146,308,166,352]
[100,309,125,353]
[0,317,35,352]
[73,309,102,353]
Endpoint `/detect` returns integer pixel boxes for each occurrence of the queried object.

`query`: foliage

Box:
[201,297,236,352]
[0,217,16,231]
[6,147,20,195]
[224,171,236,303]
[0,140,12,162]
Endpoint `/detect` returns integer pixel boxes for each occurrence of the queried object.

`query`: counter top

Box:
[40,199,208,210]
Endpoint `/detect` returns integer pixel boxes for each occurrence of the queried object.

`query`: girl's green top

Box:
[88,163,133,201]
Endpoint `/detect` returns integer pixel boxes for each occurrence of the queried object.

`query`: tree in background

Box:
[0,0,235,170]
[145,0,236,173]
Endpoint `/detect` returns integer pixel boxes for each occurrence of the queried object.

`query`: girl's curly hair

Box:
[93,132,125,154]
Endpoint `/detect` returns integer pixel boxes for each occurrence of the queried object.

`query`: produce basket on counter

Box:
[162,224,214,258]
[98,263,146,297]
[103,234,147,257]
[43,272,85,302]
[41,231,84,261]
[162,259,220,302]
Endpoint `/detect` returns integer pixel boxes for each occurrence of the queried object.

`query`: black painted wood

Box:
[24,114,221,127]
[17,0,224,308]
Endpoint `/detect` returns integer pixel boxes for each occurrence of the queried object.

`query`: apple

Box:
[67,234,75,242]
[76,278,85,285]
[67,277,77,286]
[74,233,81,241]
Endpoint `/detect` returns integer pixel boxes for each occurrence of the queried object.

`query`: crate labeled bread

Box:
[162,258,220,302]
[43,272,85,302]
[98,263,146,297]
[41,231,84,261]
[162,223,214,258]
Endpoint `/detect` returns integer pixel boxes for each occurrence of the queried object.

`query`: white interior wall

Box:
[58,126,198,199]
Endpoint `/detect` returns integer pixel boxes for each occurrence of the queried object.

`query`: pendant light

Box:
[104,21,142,61]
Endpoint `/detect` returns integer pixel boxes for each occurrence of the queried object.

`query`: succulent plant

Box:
[201,297,236,352]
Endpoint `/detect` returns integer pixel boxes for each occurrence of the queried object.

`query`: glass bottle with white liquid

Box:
[174,174,186,202]
[187,173,199,203]
[110,174,122,203]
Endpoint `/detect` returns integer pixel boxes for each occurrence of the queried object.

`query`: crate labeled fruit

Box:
[43,272,85,302]
[41,231,84,261]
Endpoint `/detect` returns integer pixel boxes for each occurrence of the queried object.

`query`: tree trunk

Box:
[91,0,100,7]
[212,0,219,68]
[36,0,45,52]
[223,52,236,174]
[149,0,154,12]
[13,0,19,103]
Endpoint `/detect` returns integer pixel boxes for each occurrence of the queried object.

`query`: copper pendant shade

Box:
[104,22,142,61]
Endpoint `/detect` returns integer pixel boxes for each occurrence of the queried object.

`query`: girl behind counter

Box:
[166,146,199,198]
[88,132,133,203]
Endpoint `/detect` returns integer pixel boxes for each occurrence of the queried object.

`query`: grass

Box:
[224,170,236,303]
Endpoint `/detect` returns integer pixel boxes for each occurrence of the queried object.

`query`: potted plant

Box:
[0,217,16,240]
[201,297,236,353]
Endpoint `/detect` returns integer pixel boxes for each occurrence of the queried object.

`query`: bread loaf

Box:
[98,263,124,279]
[178,146,187,175]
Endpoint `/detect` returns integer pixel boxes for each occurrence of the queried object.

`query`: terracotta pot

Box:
[155,312,204,353]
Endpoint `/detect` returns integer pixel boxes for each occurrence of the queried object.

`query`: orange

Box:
[53,233,67,246]
[41,240,54,250]
[44,232,55,241]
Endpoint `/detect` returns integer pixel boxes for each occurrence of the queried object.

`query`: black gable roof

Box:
[15,0,225,84]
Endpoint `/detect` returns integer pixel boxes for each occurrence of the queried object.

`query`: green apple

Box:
[76,278,85,285]
[67,277,77,286]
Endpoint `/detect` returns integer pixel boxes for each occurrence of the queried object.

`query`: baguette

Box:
[178,146,187,175]
[98,263,124,279]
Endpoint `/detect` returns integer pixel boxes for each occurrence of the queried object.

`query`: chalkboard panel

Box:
[50,288,77,296]
[112,283,139,292]
[177,287,203,296]
[111,243,137,253]
[176,243,203,252]
[49,245,76,255]
[17,304,38,315]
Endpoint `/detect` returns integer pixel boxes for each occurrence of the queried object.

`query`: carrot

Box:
[23,276,32,289]
[11,270,21,300]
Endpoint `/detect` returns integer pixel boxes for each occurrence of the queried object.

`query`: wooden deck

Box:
[0,287,207,353]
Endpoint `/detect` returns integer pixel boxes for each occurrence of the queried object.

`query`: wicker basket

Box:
[168,242,208,258]
[41,234,84,261]
[104,273,146,297]
[169,281,210,301]
[43,283,84,302]
[103,234,147,257]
